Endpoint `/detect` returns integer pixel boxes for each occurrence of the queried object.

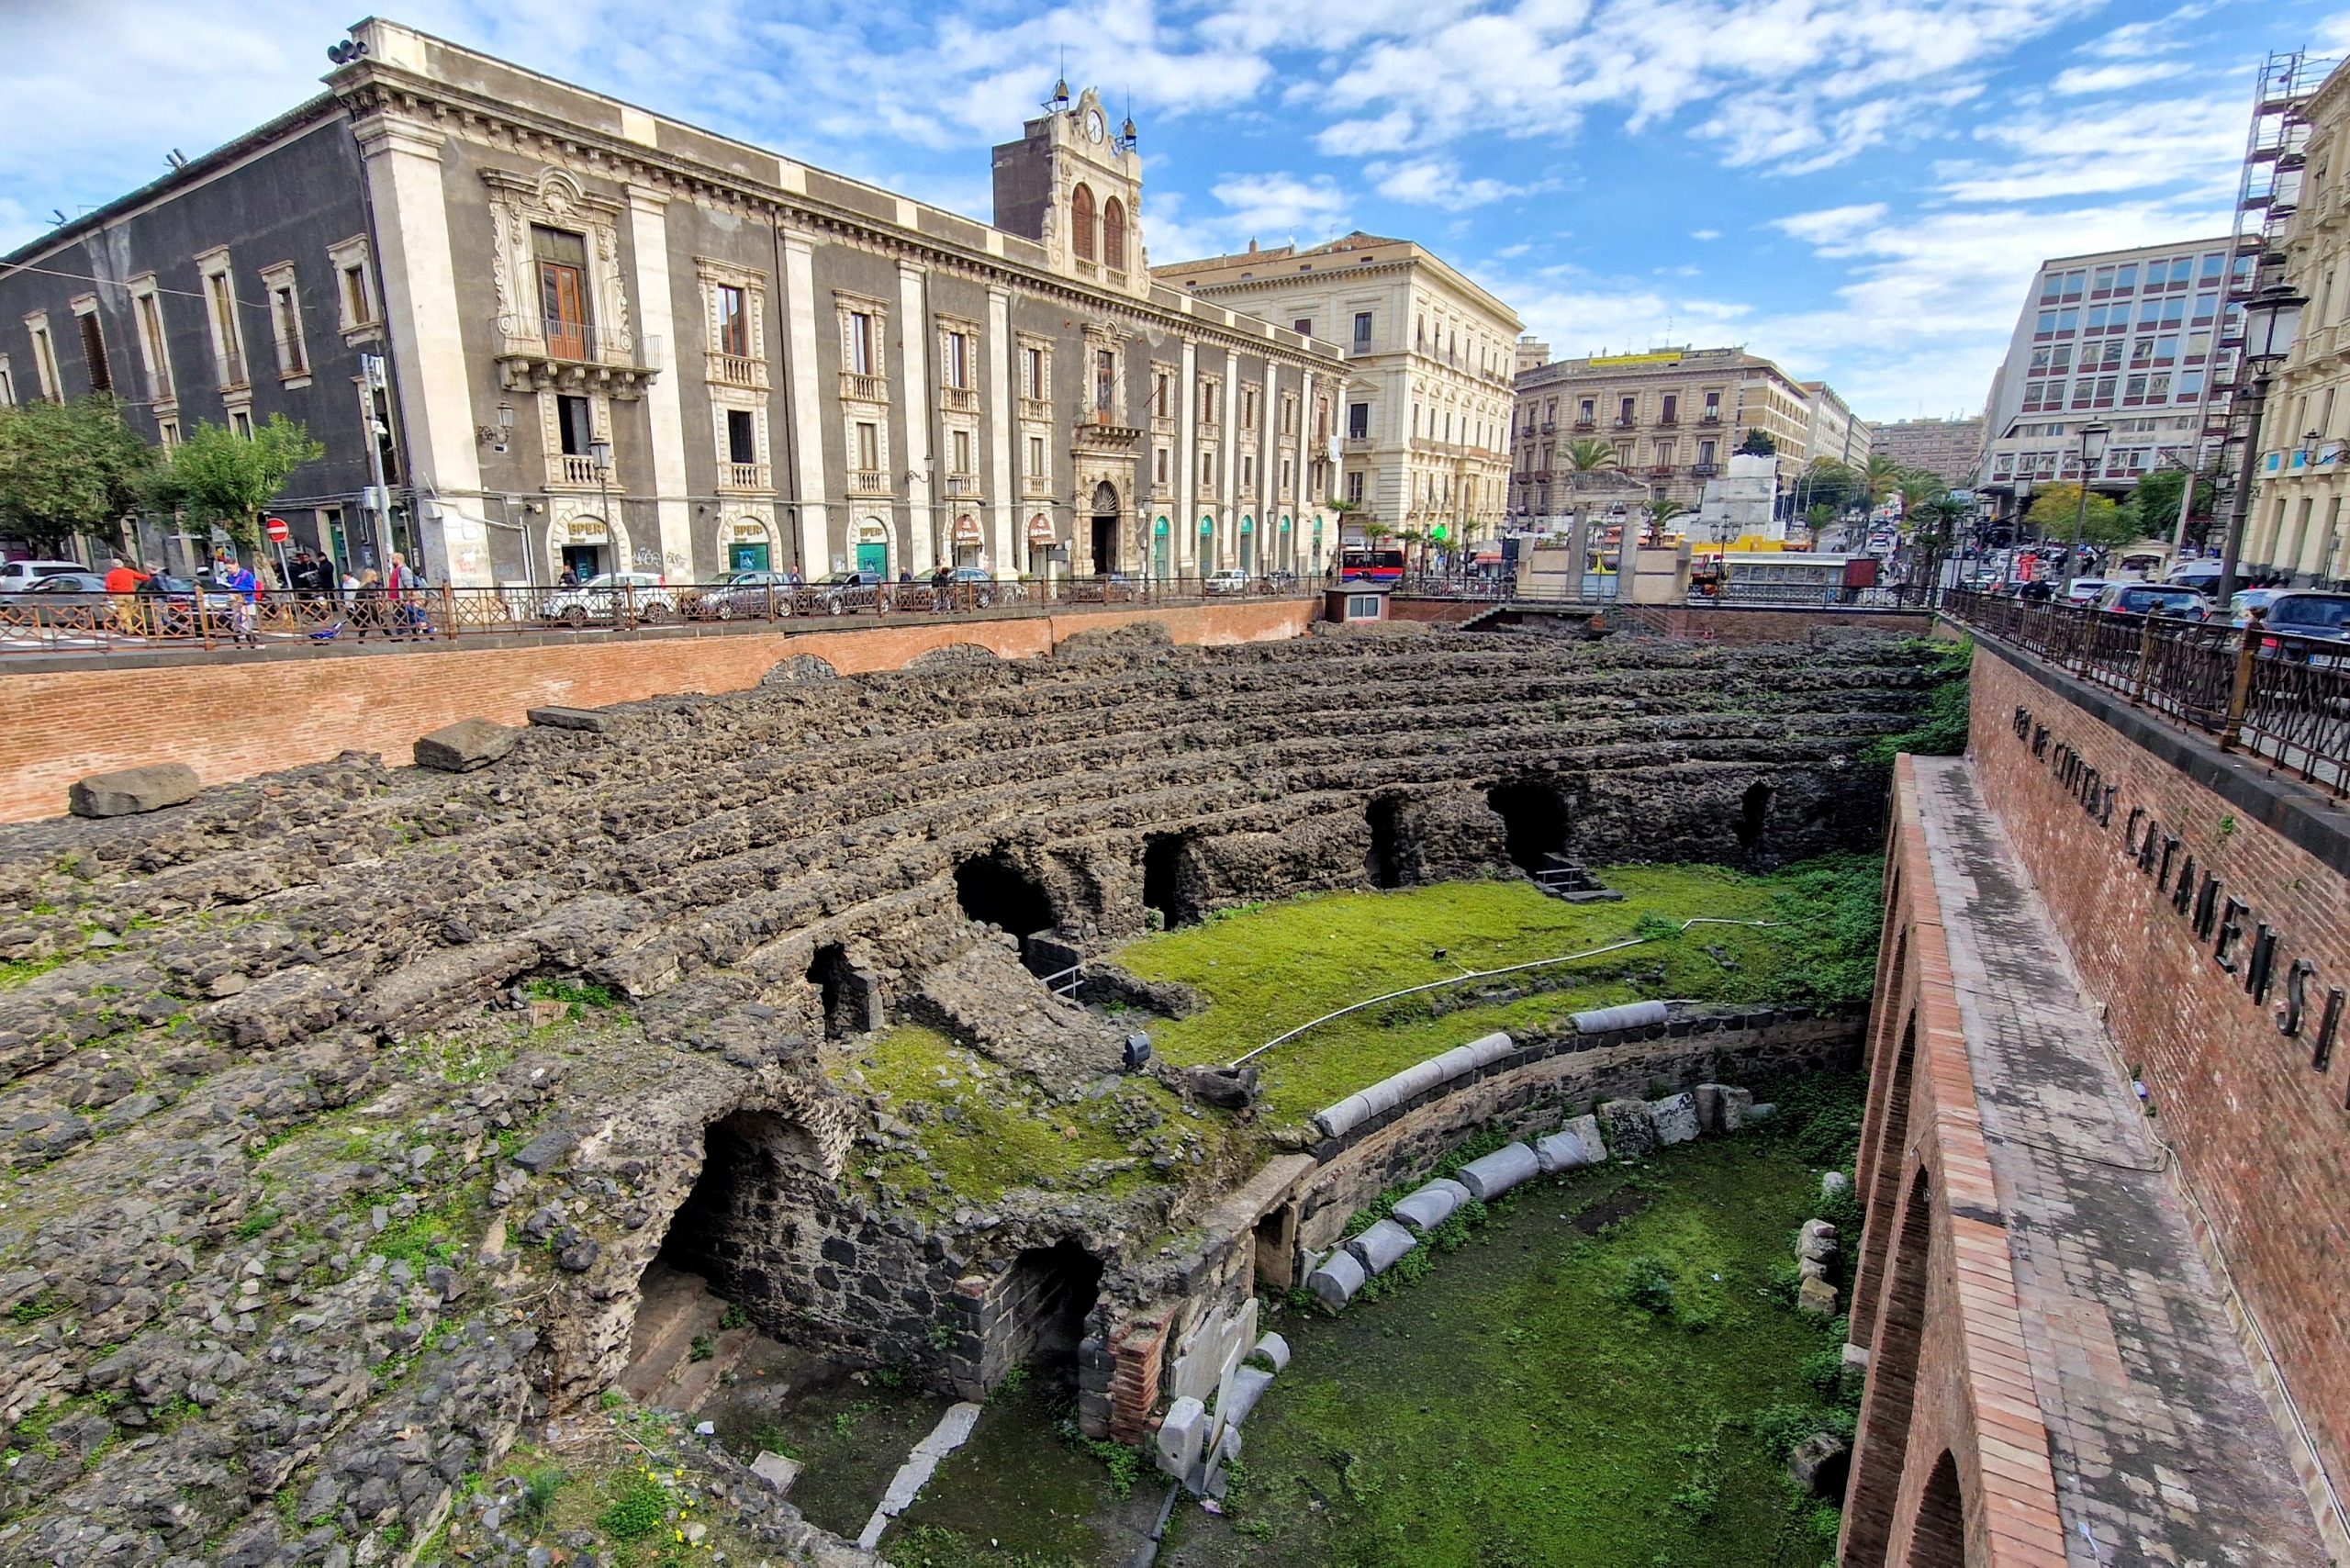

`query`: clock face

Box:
[1085,108,1105,143]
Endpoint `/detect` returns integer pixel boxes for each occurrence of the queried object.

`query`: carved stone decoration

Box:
[481,163,655,397]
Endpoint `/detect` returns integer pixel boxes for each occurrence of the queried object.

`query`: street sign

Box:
[264,515,290,543]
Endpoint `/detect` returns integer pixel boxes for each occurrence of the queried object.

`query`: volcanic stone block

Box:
[1389,1178,1471,1234]
[69,763,201,818]
[1598,1098,1659,1159]
[414,718,519,772]
[1797,1219,1839,1262]
[1345,1218,1419,1276]
[509,1124,577,1174]
[1250,1332,1291,1373]
[1649,1092,1700,1146]
[1563,1113,1607,1164]
[526,705,610,733]
[1694,1082,1755,1133]
[1788,1430,1851,1498]
[1156,1396,1207,1478]
[1455,1142,1540,1200]
[1796,1276,1840,1316]
[1307,1249,1366,1310]
[750,1451,803,1494]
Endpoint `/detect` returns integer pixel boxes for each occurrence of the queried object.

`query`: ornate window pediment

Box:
[483,166,658,398]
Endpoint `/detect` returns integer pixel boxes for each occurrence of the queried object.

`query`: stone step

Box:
[620,1264,722,1402]
[656,1321,761,1415]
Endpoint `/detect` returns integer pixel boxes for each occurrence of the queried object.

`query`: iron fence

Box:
[1943,588,2350,796]
[0,572,1315,658]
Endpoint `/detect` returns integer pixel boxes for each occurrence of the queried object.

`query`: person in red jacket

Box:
[102,556,148,633]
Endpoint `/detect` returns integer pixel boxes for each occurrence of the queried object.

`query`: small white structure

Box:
[1693,454,1782,543]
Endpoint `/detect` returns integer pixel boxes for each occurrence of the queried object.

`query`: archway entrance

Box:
[1142,833,1200,929]
[1090,481,1120,575]
[954,853,1058,971]
[1366,797,1404,890]
[1485,781,1570,876]
[806,943,872,1040]
[1026,515,1057,579]
[1735,781,1774,854]
[855,520,890,579]
[995,1239,1103,1394]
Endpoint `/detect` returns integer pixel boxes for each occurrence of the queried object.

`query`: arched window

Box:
[1070,184,1096,262]
[1102,197,1126,271]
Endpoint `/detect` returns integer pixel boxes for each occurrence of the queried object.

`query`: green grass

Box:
[832,1026,1179,1207]
[1860,636,1971,766]
[1113,864,1877,1124]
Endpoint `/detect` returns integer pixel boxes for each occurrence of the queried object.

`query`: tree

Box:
[1561,438,1617,475]
[146,415,325,551]
[1858,454,1905,506]
[1799,458,1861,515]
[2121,467,2219,544]
[1895,468,1945,522]
[2023,482,2129,549]
[0,394,156,558]
[1641,496,1687,545]
[1736,428,1776,457]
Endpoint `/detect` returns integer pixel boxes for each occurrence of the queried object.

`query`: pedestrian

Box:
[102,554,147,634]
[352,569,385,643]
[558,565,579,588]
[931,561,954,612]
[224,556,260,646]
[385,552,416,641]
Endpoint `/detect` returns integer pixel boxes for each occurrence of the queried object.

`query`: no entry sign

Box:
[264,515,290,543]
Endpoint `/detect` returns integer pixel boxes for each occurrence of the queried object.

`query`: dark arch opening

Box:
[1366,797,1404,890]
[954,853,1056,940]
[806,942,868,1040]
[996,1238,1104,1394]
[1735,781,1774,853]
[1485,780,1570,876]
[1904,1450,1965,1568]
[1142,834,1199,929]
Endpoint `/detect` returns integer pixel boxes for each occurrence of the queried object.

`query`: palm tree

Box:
[1859,454,1904,507]
[1641,496,1688,546]
[1562,438,1617,476]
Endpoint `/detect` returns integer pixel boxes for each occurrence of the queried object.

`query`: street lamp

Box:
[2060,421,2110,598]
[2217,280,2309,604]
[589,435,614,576]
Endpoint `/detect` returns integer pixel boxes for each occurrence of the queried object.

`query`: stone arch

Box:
[547,509,631,581]
[1735,779,1774,855]
[719,511,778,573]
[854,515,890,578]
[1070,182,1096,263]
[1485,779,1570,876]
[1904,1450,1965,1568]
[1142,832,1202,929]
[1843,1165,1936,1566]
[1365,794,1406,890]
[954,850,1057,945]
[1102,196,1126,271]
[984,1239,1104,1394]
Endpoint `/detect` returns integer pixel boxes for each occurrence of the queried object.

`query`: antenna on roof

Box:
[165,148,188,170]
[50,209,67,226]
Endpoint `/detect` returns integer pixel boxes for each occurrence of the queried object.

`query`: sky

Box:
[4,0,2349,423]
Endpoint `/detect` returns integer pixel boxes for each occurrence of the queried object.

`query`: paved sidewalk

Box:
[1913,756,2326,1567]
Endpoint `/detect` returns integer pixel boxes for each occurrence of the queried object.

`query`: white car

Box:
[2064,577,2110,605]
[0,559,93,593]
[542,571,677,625]
[1203,568,1251,596]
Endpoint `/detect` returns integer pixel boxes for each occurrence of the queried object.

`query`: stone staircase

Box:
[620,1261,760,1413]
[1534,854,1624,903]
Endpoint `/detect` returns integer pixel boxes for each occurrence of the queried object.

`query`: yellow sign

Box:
[1586,351,1684,368]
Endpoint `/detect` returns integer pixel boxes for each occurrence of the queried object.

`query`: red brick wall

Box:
[1965,645,2350,1507]
[0,599,1311,823]
[1606,604,1935,643]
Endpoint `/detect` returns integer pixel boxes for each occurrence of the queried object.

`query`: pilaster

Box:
[986,287,1014,580]
[897,261,934,575]
[778,225,829,575]
[625,182,693,578]
[1177,339,1198,575]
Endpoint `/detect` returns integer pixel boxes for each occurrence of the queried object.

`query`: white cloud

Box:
[1772,205,1890,249]
[2050,61,2190,95]
[1690,230,1720,241]
[1368,157,1532,208]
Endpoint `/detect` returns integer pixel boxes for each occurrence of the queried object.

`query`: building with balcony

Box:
[1869,417,1985,488]
[1799,380,1872,470]
[1506,346,1827,517]
[2241,50,2350,585]
[0,20,1343,585]
[1154,232,1522,552]
[1975,236,2251,519]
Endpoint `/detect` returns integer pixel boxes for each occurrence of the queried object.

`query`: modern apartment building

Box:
[1976,237,2252,512]
[1506,346,1820,515]
[1800,381,1873,470]
[2243,52,2350,585]
[1870,418,1985,487]
[1154,233,1521,548]
[0,21,1344,585]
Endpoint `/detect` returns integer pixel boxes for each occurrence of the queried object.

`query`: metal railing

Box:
[1945,589,2349,795]
[0,573,1318,658]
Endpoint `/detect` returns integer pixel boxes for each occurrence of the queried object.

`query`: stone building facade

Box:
[0,20,1343,586]
[1869,417,1984,488]
[1508,346,1831,516]
[1154,233,1521,551]
[2244,57,2350,585]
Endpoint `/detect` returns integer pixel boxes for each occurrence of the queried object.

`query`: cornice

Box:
[330,63,1342,375]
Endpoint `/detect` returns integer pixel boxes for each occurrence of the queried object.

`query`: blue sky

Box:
[5,0,2348,420]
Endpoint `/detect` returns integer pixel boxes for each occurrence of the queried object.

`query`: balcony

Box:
[1539,420,1556,434]
[1342,435,1372,452]
[1150,413,1177,436]
[1656,416,1678,428]
[1698,412,1722,425]
[708,352,767,392]
[1075,409,1142,450]
[1690,462,1718,478]
[1022,473,1054,498]
[718,460,771,492]
[1645,465,1676,479]
[940,386,979,414]
[550,453,605,488]
[1572,419,1595,431]
[1018,396,1053,424]
[1612,418,1636,429]
[848,468,889,496]
[943,473,980,498]
[840,370,890,404]
[496,315,662,399]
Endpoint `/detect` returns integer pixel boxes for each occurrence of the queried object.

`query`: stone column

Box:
[351,112,488,585]
[986,286,1013,579]
[897,261,934,576]
[625,182,695,579]
[1219,344,1239,567]
[778,225,830,576]
[1177,338,1199,576]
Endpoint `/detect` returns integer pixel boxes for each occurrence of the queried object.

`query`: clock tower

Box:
[990,82,1148,297]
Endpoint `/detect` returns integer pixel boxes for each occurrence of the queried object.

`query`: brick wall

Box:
[1606,605,1935,643]
[1964,641,2350,1510]
[0,599,1312,823]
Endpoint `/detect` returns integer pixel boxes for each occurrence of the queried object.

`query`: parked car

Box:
[541,572,677,625]
[2063,577,2110,605]
[2090,581,2211,620]
[2251,590,2350,661]
[2225,588,2288,626]
[1203,568,1251,596]
[681,569,797,621]
[794,571,882,616]
[140,574,245,634]
[944,567,1014,610]
[2,573,112,632]
[2165,561,2223,596]
[0,558,90,593]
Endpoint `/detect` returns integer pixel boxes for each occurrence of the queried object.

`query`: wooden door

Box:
[540,263,587,359]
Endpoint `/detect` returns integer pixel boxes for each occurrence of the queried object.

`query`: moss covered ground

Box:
[1115,862,1878,1124]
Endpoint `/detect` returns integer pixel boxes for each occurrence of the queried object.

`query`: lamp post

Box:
[588,435,614,577]
[2059,421,2110,599]
[2217,280,2309,605]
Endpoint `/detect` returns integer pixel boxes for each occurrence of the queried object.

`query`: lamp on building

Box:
[2058,423,2109,597]
[2216,279,2309,603]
